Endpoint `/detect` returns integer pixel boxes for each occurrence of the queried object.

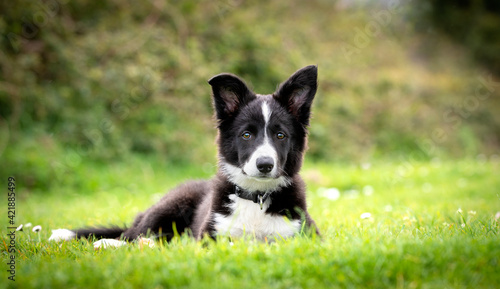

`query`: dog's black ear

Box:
[208,73,255,121]
[274,65,318,126]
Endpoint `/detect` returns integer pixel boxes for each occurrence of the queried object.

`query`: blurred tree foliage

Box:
[413,0,500,75]
[1,0,500,190]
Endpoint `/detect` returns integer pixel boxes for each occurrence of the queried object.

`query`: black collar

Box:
[234,186,272,210]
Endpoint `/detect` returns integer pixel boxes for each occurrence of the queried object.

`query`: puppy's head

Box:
[209,65,318,192]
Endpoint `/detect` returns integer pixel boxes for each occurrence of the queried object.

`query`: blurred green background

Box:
[1,0,499,192]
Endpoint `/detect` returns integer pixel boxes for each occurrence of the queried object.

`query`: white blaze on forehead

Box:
[262,101,271,125]
[241,100,278,178]
[243,141,278,177]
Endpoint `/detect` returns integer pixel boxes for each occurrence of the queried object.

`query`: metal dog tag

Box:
[258,195,264,210]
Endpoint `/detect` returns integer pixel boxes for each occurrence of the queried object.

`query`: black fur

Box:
[71,65,320,241]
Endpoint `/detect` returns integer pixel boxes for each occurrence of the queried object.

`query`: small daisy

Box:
[319,187,341,201]
[457,208,463,214]
[362,185,374,196]
[360,212,372,219]
[32,225,42,233]
[16,224,23,231]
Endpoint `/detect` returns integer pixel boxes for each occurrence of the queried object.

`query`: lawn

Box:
[1,157,499,288]
[3,1,500,288]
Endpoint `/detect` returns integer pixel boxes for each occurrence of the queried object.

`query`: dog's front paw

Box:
[48,229,76,242]
[93,239,127,250]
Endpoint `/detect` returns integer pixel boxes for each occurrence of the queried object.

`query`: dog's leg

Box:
[48,229,76,242]
[92,237,155,250]
[93,239,127,249]
[122,180,209,241]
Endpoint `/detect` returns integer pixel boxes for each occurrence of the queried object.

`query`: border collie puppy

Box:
[50,65,319,246]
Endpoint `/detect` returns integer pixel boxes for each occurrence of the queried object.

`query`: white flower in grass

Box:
[16,224,23,231]
[32,225,42,232]
[319,187,341,201]
[495,212,500,221]
[345,189,359,199]
[457,208,463,214]
[360,212,372,219]
[422,183,432,193]
[362,185,374,196]
[461,223,466,228]
[25,223,32,227]
[468,211,476,216]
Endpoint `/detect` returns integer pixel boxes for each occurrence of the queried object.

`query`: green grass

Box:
[1,157,499,288]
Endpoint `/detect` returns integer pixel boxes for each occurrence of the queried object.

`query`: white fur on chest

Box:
[213,194,301,240]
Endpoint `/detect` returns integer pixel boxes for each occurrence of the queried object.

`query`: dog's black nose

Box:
[256,157,274,174]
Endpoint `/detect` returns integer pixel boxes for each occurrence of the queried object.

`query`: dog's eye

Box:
[276,132,286,140]
[242,132,252,140]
